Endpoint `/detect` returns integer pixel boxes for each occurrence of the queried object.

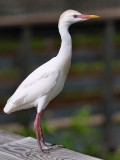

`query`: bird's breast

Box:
[49,57,71,100]
[48,72,66,101]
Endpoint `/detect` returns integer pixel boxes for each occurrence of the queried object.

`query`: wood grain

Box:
[0,136,102,160]
[0,130,23,145]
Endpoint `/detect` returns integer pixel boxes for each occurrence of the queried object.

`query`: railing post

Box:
[17,26,32,126]
[18,25,32,80]
[103,20,115,150]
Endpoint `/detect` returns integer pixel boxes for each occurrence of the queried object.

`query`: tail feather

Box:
[3,101,15,114]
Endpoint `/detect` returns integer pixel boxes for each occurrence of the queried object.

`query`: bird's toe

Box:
[41,143,63,153]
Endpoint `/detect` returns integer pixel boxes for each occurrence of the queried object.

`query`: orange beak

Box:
[78,14,100,19]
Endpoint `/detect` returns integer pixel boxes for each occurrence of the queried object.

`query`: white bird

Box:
[4,10,99,152]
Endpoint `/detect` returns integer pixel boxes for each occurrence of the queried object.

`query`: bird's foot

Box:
[41,143,63,153]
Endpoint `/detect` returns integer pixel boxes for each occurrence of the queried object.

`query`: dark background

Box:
[0,1,120,159]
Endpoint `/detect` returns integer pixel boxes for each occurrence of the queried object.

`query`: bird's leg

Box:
[34,112,50,153]
[40,122,63,151]
[34,112,43,150]
[34,112,63,152]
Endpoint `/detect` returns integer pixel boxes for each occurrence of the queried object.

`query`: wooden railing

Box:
[0,0,120,16]
[0,130,102,160]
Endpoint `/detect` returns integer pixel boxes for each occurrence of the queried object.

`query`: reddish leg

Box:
[34,112,43,150]
[34,112,63,153]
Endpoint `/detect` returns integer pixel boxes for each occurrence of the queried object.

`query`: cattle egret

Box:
[4,10,99,152]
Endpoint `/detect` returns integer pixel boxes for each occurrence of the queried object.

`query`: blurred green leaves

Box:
[0,40,19,51]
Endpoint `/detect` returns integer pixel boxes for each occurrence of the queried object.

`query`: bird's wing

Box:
[9,69,59,107]
[16,57,56,89]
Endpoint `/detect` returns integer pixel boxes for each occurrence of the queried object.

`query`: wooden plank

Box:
[0,12,59,26]
[0,137,102,160]
[0,130,23,145]
[0,7,120,27]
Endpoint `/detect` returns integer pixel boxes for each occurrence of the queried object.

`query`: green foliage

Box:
[73,34,102,48]
[57,131,75,150]
[71,61,104,73]
[0,68,19,77]
[42,119,55,135]
[18,127,35,138]
[55,106,102,158]
[0,40,19,51]
[103,150,120,160]
[115,33,120,44]
[31,38,45,49]
[72,106,91,133]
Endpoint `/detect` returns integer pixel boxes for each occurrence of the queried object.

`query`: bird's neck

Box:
[56,23,72,75]
[57,23,72,59]
[59,23,72,45]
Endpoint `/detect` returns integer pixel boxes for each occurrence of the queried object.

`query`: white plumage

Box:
[4,10,99,152]
[4,58,66,113]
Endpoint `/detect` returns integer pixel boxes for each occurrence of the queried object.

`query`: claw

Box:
[41,143,63,152]
[41,149,50,154]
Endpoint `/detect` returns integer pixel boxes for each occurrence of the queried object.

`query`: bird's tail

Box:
[3,101,15,114]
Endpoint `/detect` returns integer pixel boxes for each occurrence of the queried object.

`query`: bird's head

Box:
[59,10,99,28]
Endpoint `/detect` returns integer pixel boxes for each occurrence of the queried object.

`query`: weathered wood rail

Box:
[0,130,102,160]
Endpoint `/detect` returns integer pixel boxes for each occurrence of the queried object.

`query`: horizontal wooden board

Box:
[0,130,23,145]
[0,136,102,160]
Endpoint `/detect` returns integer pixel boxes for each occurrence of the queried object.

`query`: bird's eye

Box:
[73,15,78,18]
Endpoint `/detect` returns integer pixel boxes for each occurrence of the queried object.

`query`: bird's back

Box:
[4,57,59,114]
